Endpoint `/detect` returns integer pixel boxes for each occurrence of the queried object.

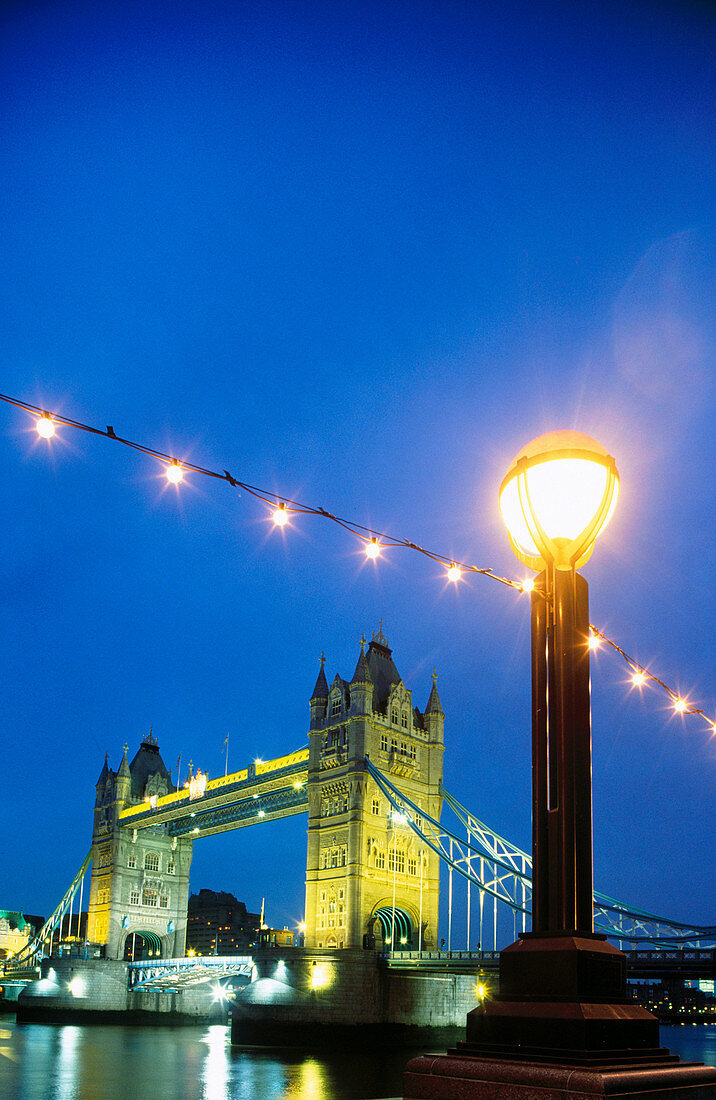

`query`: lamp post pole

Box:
[531,567,593,936]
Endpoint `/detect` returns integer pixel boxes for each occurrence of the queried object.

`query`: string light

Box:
[36,415,55,438]
[1,390,713,739]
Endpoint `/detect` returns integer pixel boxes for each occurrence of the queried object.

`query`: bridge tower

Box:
[305,626,444,950]
[87,733,193,960]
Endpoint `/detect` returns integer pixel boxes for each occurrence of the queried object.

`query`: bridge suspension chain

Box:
[4,849,92,972]
[366,760,715,949]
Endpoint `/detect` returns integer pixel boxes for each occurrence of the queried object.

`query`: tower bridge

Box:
[7,627,714,976]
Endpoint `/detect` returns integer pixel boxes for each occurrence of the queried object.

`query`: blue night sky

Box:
[0,0,714,943]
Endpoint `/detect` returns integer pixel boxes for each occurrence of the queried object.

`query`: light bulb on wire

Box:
[521,578,534,593]
[166,462,183,484]
[674,698,687,714]
[36,415,55,439]
[365,538,381,559]
[272,503,289,527]
[632,671,646,687]
[447,563,462,583]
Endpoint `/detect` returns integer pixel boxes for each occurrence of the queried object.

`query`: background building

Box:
[186,889,260,955]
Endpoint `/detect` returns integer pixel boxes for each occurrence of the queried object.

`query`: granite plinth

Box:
[403,1051,716,1100]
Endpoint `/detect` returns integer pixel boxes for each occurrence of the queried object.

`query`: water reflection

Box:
[0,1020,712,1100]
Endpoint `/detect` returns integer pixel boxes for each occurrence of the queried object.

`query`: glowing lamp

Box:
[36,415,55,438]
[499,430,619,571]
[273,503,289,526]
[632,672,646,687]
[166,462,183,484]
[365,538,381,559]
[447,563,462,583]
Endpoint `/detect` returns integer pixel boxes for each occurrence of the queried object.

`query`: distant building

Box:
[0,911,41,960]
[186,890,261,956]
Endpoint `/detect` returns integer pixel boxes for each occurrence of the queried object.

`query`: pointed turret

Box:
[350,635,374,715]
[96,753,110,787]
[310,654,329,729]
[425,670,443,715]
[311,654,329,700]
[117,744,131,779]
[424,670,445,743]
[351,635,373,685]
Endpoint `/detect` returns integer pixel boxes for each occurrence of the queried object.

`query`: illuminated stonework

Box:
[87,736,193,960]
[305,628,444,949]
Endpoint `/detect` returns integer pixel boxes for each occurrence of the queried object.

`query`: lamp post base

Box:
[404,1050,716,1100]
[403,934,716,1099]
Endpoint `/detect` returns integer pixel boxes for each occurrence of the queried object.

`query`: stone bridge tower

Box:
[87,732,193,960]
[305,626,444,949]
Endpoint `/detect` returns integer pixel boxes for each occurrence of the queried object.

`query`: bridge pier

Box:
[230,948,481,1047]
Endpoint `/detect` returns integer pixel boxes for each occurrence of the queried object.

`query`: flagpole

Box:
[224,733,229,777]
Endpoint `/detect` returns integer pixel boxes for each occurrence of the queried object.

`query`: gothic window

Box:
[127,854,137,869]
[375,850,385,870]
[341,846,347,866]
[142,888,158,907]
[167,860,175,875]
[320,891,326,902]
[371,798,380,815]
[144,852,160,873]
[129,888,140,905]
[338,888,344,899]
[388,849,405,874]
[391,707,398,724]
[408,857,417,876]
[159,895,169,909]
[380,733,389,752]
[329,899,336,913]
[391,739,398,754]
[400,741,408,756]
[401,711,408,728]
[409,743,417,760]
[331,697,341,715]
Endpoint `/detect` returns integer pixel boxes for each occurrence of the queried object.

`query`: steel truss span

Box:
[365,759,715,949]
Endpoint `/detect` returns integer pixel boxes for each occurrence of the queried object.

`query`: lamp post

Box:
[463,431,661,1056]
[499,431,618,942]
[405,434,716,1096]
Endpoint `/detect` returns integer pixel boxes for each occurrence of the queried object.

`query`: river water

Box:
[0,1020,713,1100]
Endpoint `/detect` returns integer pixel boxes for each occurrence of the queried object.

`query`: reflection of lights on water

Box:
[57,1025,81,1098]
[201,1024,229,1100]
[297,1057,330,1095]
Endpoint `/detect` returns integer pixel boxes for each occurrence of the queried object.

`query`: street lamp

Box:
[469,430,660,1056]
[406,436,716,1095]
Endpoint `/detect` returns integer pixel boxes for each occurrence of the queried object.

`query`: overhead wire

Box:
[1,391,713,736]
